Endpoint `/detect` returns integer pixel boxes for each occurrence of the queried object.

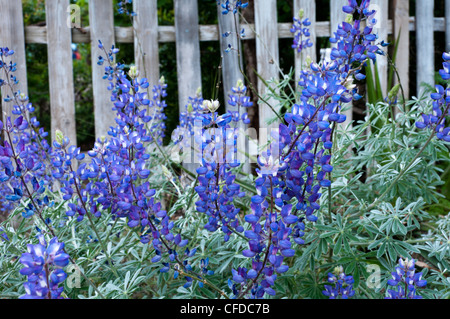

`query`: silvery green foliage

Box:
[333,98,449,208]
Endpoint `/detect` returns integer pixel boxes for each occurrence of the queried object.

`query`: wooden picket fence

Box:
[0,0,445,147]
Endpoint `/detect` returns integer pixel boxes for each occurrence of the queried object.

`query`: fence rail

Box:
[0,0,446,148]
[25,17,450,44]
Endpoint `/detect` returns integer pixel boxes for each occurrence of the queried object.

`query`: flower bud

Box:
[19,92,28,102]
[305,55,313,67]
[299,8,304,19]
[388,83,400,101]
[128,65,139,79]
[344,78,356,91]
[196,86,202,97]
[203,99,220,113]
[161,165,173,180]
[236,79,244,91]
[210,100,220,112]
[55,130,64,146]
[333,265,344,276]
[345,14,353,24]
[202,100,212,111]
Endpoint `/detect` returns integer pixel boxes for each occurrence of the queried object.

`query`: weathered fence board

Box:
[45,0,77,145]
[217,9,250,173]
[294,0,316,83]
[393,0,410,100]
[30,19,434,45]
[218,9,243,111]
[254,0,280,134]
[133,0,160,87]
[88,0,117,140]
[447,0,450,52]
[0,0,28,121]
[330,0,347,44]
[416,0,435,96]
[174,0,202,112]
[174,0,202,170]
[32,15,450,46]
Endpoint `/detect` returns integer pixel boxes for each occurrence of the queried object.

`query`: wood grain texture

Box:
[25,19,423,44]
[45,0,77,146]
[330,0,347,46]
[294,0,317,81]
[133,0,159,87]
[0,0,28,121]
[174,0,202,112]
[218,10,243,111]
[254,0,280,133]
[416,0,435,96]
[217,9,250,173]
[88,0,117,140]
[393,0,410,100]
[174,0,202,171]
[446,0,450,52]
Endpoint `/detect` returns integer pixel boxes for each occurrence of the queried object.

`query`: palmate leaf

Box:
[293,239,319,272]
[334,236,343,255]
[387,243,398,261]
[377,241,387,259]
[314,237,330,260]
[297,272,327,299]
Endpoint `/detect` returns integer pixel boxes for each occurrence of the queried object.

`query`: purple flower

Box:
[322,266,356,299]
[219,0,248,15]
[290,13,314,54]
[117,0,136,17]
[385,258,427,299]
[416,52,450,141]
[19,235,69,299]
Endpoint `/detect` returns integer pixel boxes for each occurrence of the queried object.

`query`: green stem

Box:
[68,161,120,279]
[327,121,337,223]
[84,206,120,278]
[232,13,285,123]
[178,267,229,299]
[349,237,434,247]
[386,54,407,112]
[68,256,106,298]
[104,211,119,241]
[359,284,375,299]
